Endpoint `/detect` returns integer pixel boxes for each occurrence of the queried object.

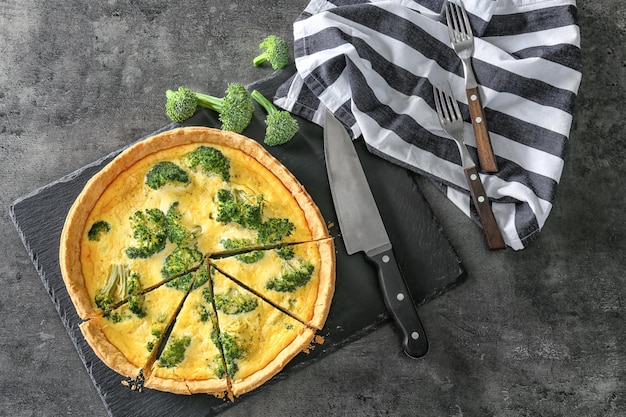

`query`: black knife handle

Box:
[368,249,429,358]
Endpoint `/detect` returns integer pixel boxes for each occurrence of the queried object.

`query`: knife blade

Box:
[323,109,429,358]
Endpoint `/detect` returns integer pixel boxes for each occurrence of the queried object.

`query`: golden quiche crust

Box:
[59,126,335,398]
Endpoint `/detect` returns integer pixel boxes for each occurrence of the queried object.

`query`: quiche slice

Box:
[79,270,196,380]
[145,264,229,395]
[60,126,329,319]
[210,239,335,329]
[209,268,315,397]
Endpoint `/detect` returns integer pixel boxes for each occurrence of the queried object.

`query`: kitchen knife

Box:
[323,109,429,358]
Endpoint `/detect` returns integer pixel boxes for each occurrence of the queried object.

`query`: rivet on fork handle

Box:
[464,165,505,250]
[466,87,498,173]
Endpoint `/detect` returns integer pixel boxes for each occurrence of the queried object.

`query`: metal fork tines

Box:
[433,84,505,250]
[444,0,498,173]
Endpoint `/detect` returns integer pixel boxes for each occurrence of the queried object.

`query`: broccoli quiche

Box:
[60,126,335,398]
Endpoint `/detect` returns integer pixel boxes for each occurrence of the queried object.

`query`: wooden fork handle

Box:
[464,166,506,250]
[466,87,498,173]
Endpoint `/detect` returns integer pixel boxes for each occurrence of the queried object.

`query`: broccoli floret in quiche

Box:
[158,336,192,368]
[257,218,294,245]
[183,145,231,182]
[213,287,259,315]
[219,332,246,377]
[166,201,201,247]
[94,264,144,313]
[125,208,168,259]
[266,260,314,293]
[215,188,263,229]
[87,220,111,241]
[145,161,190,190]
[161,246,204,281]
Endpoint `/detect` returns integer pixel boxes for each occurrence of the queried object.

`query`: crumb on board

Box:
[121,370,145,393]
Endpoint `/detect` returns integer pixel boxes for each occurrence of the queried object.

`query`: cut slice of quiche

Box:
[209,268,315,397]
[80,269,197,380]
[210,239,335,329]
[145,263,229,395]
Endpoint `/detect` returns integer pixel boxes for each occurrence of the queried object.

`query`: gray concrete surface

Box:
[1,1,624,416]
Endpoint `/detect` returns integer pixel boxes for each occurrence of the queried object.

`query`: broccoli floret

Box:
[94,264,126,311]
[125,208,168,259]
[219,332,246,377]
[192,263,210,289]
[253,35,290,70]
[94,265,144,314]
[251,90,298,146]
[215,188,263,229]
[158,336,191,368]
[214,287,259,315]
[220,238,255,252]
[146,328,162,352]
[161,246,204,280]
[266,260,314,292]
[275,246,295,260]
[196,304,211,322]
[128,294,146,318]
[165,272,194,292]
[145,161,190,190]
[184,145,231,182]
[257,218,294,244]
[165,84,254,133]
[88,220,111,241]
[234,250,264,264]
[164,87,198,123]
[166,201,201,246]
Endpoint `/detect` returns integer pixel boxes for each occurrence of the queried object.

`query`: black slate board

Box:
[10,68,465,417]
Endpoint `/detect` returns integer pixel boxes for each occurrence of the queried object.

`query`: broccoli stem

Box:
[195,92,224,112]
[251,90,277,115]
[252,54,268,67]
[164,88,224,113]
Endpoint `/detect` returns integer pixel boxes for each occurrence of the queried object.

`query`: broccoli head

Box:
[214,287,259,315]
[215,188,263,229]
[94,264,145,315]
[165,84,254,133]
[219,332,246,377]
[184,145,231,182]
[125,208,168,259]
[234,250,265,264]
[158,336,191,368]
[220,238,255,251]
[257,217,294,245]
[165,87,198,123]
[275,246,295,260]
[266,260,314,292]
[251,90,298,146]
[253,35,290,70]
[145,161,190,190]
[192,263,210,290]
[161,246,204,280]
[166,201,201,246]
[87,220,111,241]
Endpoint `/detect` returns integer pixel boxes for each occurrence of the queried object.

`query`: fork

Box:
[433,84,505,250]
[445,0,498,173]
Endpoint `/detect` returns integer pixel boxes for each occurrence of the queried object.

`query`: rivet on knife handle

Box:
[466,87,498,173]
[368,249,429,358]
[463,166,505,250]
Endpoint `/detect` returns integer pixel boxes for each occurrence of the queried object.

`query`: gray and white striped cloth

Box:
[274,0,582,250]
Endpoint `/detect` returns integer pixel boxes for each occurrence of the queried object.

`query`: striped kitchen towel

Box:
[274,0,582,250]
